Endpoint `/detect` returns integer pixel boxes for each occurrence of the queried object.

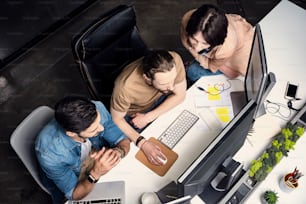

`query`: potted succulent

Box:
[263,190,278,204]
[249,123,305,182]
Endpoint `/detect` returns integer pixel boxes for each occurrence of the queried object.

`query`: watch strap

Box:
[87,174,98,183]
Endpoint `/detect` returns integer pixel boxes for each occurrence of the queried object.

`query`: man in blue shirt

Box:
[35,96,130,203]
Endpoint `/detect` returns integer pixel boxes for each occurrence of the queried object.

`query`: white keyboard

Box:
[158,110,199,149]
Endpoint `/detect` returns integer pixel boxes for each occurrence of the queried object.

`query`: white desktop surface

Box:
[234,1,306,204]
[102,1,306,203]
[101,75,243,203]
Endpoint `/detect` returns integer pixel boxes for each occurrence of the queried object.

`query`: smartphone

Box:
[284,82,299,100]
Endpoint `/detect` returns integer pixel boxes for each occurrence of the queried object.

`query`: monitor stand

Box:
[211,157,243,192]
[156,157,244,204]
[255,103,266,118]
[199,157,244,204]
[156,181,191,204]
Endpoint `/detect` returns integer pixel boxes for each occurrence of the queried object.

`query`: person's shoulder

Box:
[115,57,143,85]
[168,51,185,80]
[226,14,252,27]
[123,57,143,73]
[168,51,183,64]
[226,13,243,20]
[181,9,196,29]
[37,118,58,138]
[92,100,109,115]
[36,119,63,148]
[215,29,237,58]
[169,50,183,59]
[181,8,196,28]
[92,100,105,109]
[169,50,179,57]
[182,9,196,20]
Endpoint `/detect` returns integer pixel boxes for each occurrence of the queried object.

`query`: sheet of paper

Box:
[193,79,233,108]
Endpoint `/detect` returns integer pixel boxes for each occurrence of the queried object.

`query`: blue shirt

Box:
[35,101,127,202]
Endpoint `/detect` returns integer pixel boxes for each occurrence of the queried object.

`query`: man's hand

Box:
[140,141,167,166]
[130,113,150,129]
[90,147,121,179]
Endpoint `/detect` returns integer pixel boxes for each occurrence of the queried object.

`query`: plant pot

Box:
[261,190,278,204]
[279,173,299,192]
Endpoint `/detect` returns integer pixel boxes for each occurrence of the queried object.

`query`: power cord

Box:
[265,100,292,121]
[287,99,301,111]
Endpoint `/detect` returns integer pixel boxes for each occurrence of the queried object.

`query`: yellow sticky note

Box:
[218,115,231,123]
[216,107,229,115]
[207,87,220,100]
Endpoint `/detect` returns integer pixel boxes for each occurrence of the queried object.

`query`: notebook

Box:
[70,180,125,204]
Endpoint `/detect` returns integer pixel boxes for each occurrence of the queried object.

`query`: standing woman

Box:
[181,4,254,83]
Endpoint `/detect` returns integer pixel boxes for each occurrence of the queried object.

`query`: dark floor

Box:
[0,0,281,203]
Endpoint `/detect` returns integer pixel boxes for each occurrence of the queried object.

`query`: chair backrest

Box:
[71,4,148,109]
[10,106,54,195]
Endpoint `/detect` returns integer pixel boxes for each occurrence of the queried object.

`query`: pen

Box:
[196,86,207,93]
[196,85,221,95]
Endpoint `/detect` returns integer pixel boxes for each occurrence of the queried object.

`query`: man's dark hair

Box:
[54,96,97,133]
[142,49,174,80]
[186,4,228,48]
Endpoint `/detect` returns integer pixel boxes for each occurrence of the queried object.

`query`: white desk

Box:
[101,75,244,203]
[234,1,306,203]
[102,1,306,203]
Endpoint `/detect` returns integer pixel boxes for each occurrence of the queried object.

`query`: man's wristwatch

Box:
[87,174,98,183]
[114,147,125,158]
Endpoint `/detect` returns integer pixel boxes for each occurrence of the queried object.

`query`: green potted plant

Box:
[263,190,278,204]
[249,123,305,182]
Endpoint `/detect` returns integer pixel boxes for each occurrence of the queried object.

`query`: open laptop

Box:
[70,181,125,204]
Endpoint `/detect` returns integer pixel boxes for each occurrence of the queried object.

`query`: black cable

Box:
[287,99,301,111]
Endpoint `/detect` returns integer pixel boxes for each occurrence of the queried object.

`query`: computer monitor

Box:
[176,99,257,203]
[231,24,275,118]
[244,24,275,118]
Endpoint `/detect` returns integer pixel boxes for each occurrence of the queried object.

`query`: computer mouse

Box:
[157,155,168,165]
[141,192,161,204]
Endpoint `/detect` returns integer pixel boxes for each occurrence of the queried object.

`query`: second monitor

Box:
[231,24,276,118]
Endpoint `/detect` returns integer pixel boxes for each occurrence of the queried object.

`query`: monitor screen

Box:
[244,24,271,118]
[231,24,275,118]
[177,99,257,201]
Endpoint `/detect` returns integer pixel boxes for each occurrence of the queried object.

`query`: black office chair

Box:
[71,5,148,109]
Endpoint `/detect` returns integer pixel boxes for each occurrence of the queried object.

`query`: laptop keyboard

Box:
[72,198,122,204]
[158,110,199,149]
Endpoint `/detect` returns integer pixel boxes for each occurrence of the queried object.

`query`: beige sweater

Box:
[181,10,254,78]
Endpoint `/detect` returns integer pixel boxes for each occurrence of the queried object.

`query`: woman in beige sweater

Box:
[181,4,254,83]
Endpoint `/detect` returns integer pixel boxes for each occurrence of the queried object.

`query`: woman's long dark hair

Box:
[186,4,228,48]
